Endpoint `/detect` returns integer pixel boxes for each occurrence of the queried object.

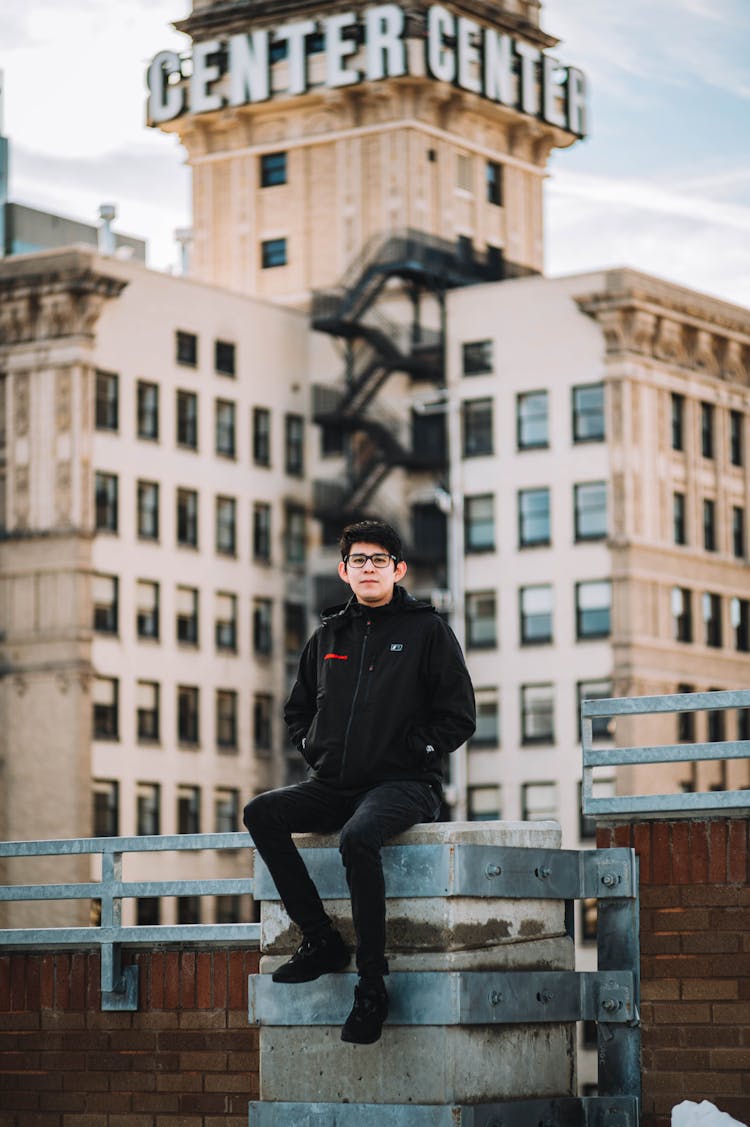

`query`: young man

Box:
[243,519,475,1044]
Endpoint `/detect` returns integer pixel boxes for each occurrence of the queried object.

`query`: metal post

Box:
[596,853,641,1108]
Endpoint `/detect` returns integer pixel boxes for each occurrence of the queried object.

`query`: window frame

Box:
[572,383,605,444]
[520,683,555,746]
[261,237,288,269]
[575,579,612,641]
[518,487,551,549]
[516,390,549,451]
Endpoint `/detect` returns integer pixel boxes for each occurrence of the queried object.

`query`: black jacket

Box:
[284,585,476,791]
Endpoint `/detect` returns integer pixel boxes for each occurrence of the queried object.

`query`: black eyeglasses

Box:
[345,553,397,569]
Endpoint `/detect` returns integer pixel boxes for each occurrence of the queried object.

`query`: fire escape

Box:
[311,229,512,599]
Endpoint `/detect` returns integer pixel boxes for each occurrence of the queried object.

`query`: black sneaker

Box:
[340,979,389,1044]
[271,929,350,984]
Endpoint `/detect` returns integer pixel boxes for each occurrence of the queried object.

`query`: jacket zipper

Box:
[340,618,371,783]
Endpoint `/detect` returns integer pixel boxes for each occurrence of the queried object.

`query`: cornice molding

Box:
[0,259,127,346]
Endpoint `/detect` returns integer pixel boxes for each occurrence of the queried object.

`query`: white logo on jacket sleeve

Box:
[390,643,404,651]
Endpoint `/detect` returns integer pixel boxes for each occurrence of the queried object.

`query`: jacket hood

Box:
[320,584,434,624]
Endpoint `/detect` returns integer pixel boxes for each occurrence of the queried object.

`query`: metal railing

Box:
[0,831,258,1010]
[582,688,750,817]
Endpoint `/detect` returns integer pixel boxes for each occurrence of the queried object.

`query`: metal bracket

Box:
[249,970,637,1027]
[248,1097,639,1126]
[253,846,636,902]
[101,961,139,1011]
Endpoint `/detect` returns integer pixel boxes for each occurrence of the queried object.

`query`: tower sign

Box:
[147,3,587,137]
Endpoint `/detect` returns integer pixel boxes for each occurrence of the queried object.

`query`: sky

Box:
[2,0,749,306]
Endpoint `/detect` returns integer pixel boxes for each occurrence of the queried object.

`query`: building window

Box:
[285,503,306,565]
[673,492,686,545]
[731,597,750,652]
[137,480,160,541]
[703,499,717,552]
[136,579,159,640]
[136,681,160,743]
[178,897,201,925]
[468,785,500,821]
[215,592,238,652]
[671,393,685,451]
[518,487,550,548]
[215,788,239,834]
[577,679,614,742]
[95,472,118,532]
[517,391,548,450]
[285,413,305,476]
[253,598,273,656]
[462,398,493,457]
[176,390,198,449]
[672,586,693,643]
[95,370,119,431]
[136,782,161,836]
[253,407,271,466]
[707,692,726,744]
[579,778,615,839]
[254,693,273,754]
[521,781,558,821]
[216,690,238,752]
[215,400,237,458]
[93,676,119,740]
[462,340,493,376]
[521,684,555,745]
[520,585,553,645]
[701,402,714,458]
[730,410,743,467]
[732,506,745,559]
[469,688,499,748]
[93,780,119,838]
[465,493,495,552]
[261,151,287,187]
[456,152,473,192]
[486,160,503,206]
[676,683,696,743]
[576,580,611,640]
[215,895,241,923]
[737,708,750,742]
[574,482,607,542]
[136,380,159,440]
[93,574,118,634]
[177,685,200,745]
[137,898,160,925]
[702,592,722,648]
[253,502,272,562]
[261,238,287,268]
[284,602,306,658]
[177,488,199,548]
[215,340,236,377]
[465,590,497,650]
[216,495,237,556]
[176,330,198,367]
[176,585,199,646]
[572,383,604,443]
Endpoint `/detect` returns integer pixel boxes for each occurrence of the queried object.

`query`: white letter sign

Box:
[365,3,406,81]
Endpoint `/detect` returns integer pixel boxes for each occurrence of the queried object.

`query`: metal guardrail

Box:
[0,831,257,1010]
[582,688,750,817]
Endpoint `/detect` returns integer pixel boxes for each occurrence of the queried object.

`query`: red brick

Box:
[43,1051,85,1072]
[133,953,149,1013]
[164,952,180,1009]
[212,951,228,1011]
[86,1051,133,1071]
[111,1071,158,1093]
[196,952,212,1009]
[651,1048,709,1071]
[710,907,750,930]
[671,822,690,884]
[633,823,652,882]
[227,952,245,1010]
[178,1050,227,1071]
[132,1091,180,1113]
[40,956,55,1010]
[596,825,614,848]
[0,957,10,1010]
[681,980,739,1000]
[25,958,41,1013]
[0,1012,40,1030]
[178,1093,231,1114]
[681,931,740,954]
[85,953,99,1012]
[652,906,708,932]
[719,1101,750,1121]
[713,1002,750,1023]
[69,953,86,1011]
[54,954,70,1010]
[680,885,740,907]
[710,1048,750,1070]
[682,1026,741,1047]
[684,1072,743,1095]
[107,1114,154,1127]
[641,979,680,1001]
[62,1072,109,1092]
[156,1072,203,1093]
[157,1118,203,1127]
[643,1069,685,1092]
[181,951,197,1010]
[80,1092,132,1113]
[204,1074,252,1092]
[612,824,631,847]
[132,1011,178,1031]
[688,821,710,884]
[641,885,680,908]
[150,951,165,1009]
[728,819,748,884]
[709,819,728,883]
[0,1091,40,1110]
[650,1002,711,1024]
[108,1031,157,1052]
[178,1009,226,1030]
[38,1091,86,1112]
[10,954,26,1010]
[641,932,681,955]
[651,822,671,884]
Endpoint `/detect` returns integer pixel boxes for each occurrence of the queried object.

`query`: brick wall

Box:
[597,817,750,1127]
[0,947,259,1126]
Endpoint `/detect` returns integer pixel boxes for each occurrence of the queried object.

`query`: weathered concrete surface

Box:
[259,1023,575,1103]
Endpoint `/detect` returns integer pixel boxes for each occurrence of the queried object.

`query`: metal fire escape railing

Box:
[0,832,257,1010]
[582,688,750,818]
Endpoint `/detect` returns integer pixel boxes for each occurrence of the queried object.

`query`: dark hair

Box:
[339,519,403,563]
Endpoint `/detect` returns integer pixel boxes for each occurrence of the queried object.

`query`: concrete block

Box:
[261,934,575,976]
[258,1022,576,1103]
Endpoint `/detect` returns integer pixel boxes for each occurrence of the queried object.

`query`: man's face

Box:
[337,540,408,607]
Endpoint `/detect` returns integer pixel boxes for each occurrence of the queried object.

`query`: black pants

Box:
[243,778,440,979]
